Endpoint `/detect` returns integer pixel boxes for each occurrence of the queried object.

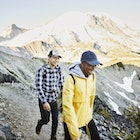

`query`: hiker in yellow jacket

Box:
[62,50,102,140]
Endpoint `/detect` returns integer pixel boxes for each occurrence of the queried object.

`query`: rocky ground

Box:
[0,82,134,140]
[0,83,65,140]
[0,62,139,140]
[0,83,92,140]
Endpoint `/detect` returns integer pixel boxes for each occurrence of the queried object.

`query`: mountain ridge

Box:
[0,24,28,42]
[0,11,140,67]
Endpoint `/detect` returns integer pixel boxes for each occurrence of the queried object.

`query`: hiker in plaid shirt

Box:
[35,49,64,140]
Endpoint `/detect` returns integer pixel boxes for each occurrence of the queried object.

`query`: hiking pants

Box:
[63,119,100,140]
[38,99,58,136]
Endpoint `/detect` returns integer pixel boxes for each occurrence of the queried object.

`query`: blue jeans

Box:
[63,119,100,140]
[38,99,58,136]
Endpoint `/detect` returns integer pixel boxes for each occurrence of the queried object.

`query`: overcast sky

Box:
[0,0,140,30]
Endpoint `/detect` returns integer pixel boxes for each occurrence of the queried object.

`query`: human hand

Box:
[43,102,51,111]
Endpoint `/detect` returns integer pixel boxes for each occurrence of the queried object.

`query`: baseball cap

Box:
[48,49,62,58]
[81,50,102,66]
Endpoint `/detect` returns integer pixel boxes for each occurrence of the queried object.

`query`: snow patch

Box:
[104,91,113,99]
[114,71,136,92]
[108,98,122,115]
[117,91,139,106]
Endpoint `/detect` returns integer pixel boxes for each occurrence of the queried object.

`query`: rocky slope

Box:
[0,83,134,140]
[0,53,139,139]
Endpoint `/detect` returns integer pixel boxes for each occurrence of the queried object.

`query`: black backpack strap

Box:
[69,74,75,85]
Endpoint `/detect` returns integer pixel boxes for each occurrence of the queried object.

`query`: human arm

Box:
[35,68,47,104]
[62,75,81,139]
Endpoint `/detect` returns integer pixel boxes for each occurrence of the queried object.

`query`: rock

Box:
[0,130,6,140]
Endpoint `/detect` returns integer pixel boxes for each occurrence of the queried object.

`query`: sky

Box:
[0,0,140,31]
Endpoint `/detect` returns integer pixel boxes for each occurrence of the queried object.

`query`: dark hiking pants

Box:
[63,119,100,140]
[38,99,58,137]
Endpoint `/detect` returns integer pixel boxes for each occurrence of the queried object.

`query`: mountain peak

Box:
[0,24,28,41]
[0,11,139,59]
[9,24,19,29]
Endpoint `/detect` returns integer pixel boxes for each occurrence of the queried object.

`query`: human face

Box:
[48,56,60,68]
[81,62,96,77]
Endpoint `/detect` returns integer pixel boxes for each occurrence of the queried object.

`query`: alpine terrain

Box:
[0,11,140,140]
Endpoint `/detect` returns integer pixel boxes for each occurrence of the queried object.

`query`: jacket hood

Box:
[69,62,86,79]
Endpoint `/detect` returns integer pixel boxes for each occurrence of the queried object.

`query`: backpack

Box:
[57,74,75,113]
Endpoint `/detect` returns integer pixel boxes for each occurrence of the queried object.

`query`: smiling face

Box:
[48,56,60,68]
[80,61,96,77]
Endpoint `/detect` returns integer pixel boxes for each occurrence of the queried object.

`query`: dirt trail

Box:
[0,83,64,140]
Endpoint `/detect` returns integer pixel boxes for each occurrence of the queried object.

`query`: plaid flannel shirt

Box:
[35,64,64,104]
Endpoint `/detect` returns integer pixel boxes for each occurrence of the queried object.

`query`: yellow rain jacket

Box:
[62,63,96,140]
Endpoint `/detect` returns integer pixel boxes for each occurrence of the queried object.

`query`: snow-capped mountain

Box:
[0,24,28,42]
[0,11,140,66]
[0,11,139,46]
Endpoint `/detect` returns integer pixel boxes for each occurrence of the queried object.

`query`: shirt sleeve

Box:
[62,75,80,139]
[35,68,47,104]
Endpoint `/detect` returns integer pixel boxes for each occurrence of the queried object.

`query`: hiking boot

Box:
[50,135,57,140]
[35,120,43,135]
